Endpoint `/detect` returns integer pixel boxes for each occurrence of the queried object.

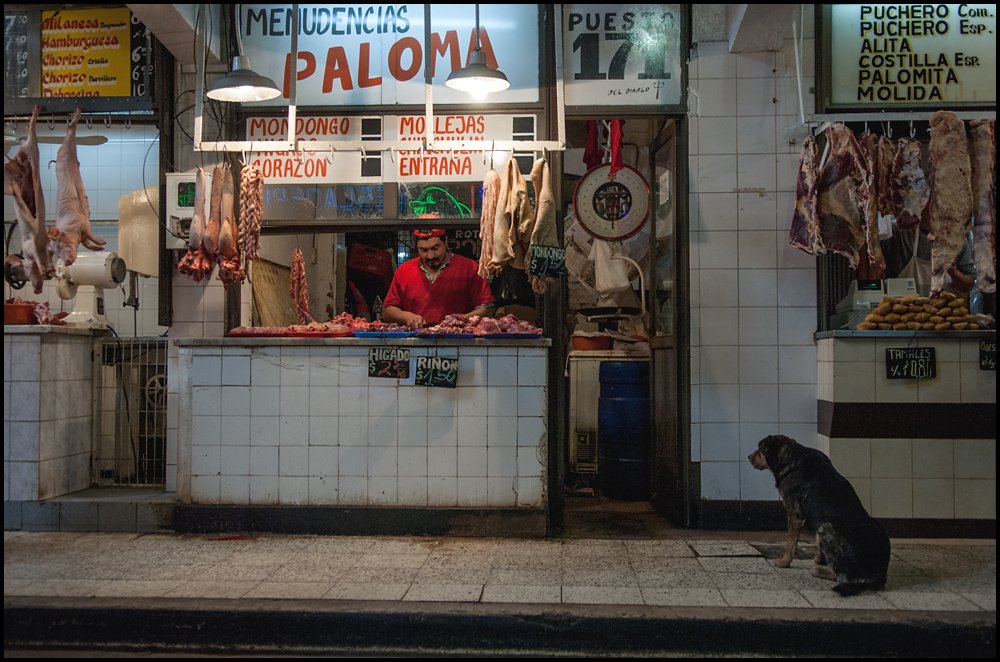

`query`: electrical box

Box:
[165,169,213,250]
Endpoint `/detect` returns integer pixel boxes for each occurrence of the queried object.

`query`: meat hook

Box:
[326,145,335,164]
[387,146,395,164]
[105,115,112,128]
[125,118,132,130]
[86,116,93,130]
[47,117,56,131]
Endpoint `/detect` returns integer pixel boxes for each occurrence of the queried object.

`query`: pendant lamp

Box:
[445,5,509,99]
[207,5,281,102]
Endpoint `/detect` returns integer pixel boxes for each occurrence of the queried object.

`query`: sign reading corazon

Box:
[239,4,539,106]
[828,4,996,107]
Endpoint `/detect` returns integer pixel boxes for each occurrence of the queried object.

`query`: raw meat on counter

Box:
[215,163,244,288]
[177,167,213,282]
[3,104,51,294]
[290,246,314,324]
[788,135,823,256]
[928,111,974,296]
[891,137,930,231]
[51,108,106,266]
[816,124,868,269]
[970,118,995,294]
[417,313,543,336]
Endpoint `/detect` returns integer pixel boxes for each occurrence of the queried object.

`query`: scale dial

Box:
[572,164,650,242]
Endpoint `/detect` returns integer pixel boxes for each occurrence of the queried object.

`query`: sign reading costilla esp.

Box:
[415,355,458,388]
[369,347,410,379]
[239,4,539,106]
[562,4,683,107]
[885,347,937,379]
[828,4,996,107]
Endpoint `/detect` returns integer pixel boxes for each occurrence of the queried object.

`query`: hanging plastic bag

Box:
[590,240,631,298]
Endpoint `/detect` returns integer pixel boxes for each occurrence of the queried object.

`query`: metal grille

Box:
[96,338,168,486]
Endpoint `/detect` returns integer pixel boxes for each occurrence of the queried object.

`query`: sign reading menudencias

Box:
[238,4,539,106]
[829,4,996,106]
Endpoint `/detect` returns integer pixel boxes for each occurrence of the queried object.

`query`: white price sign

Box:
[562,4,683,107]
[828,4,997,106]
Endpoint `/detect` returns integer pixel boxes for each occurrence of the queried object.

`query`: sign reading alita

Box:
[239,4,539,105]
[826,4,996,107]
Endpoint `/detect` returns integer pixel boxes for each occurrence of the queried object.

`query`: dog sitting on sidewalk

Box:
[748,434,890,596]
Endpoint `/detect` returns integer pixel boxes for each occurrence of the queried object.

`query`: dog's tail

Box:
[832,579,885,596]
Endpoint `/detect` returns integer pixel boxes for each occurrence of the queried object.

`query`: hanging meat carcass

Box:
[203,162,224,261]
[890,137,931,231]
[788,135,824,256]
[859,133,886,279]
[177,167,213,282]
[216,163,244,288]
[478,168,501,278]
[876,135,896,219]
[527,157,558,294]
[970,118,995,294]
[3,104,51,294]
[816,124,868,269]
[489,157,533,274]
[928,111,974,296]
[50,107,106,266]
[290,247,314,324]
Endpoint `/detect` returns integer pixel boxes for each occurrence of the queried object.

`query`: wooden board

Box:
[251,259,299,328]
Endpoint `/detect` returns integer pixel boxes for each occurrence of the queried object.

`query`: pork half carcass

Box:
[290,247,314,324]
[216,163,244,288]
[859,133,886,279]
[3,104,51,293]
[177,167,213,282]
[788,135,824,256]
[928,111,974,296]
[970,118,995,294]
[51,107,105,266]
[816,124,867,269]
[891,137,930,231]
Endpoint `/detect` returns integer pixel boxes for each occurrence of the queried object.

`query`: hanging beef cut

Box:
[928,111,974,295]
[177,167,213,282]
[891,137,930,231]
[216,163,243,288]
[816,124,867,269]
[3,104,51,293]
[788,135,823,256]
[876,135,896,218]
[970,118,995,294]
[859,133,886,278]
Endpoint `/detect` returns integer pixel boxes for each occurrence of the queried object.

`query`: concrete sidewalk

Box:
[4,531,996,656]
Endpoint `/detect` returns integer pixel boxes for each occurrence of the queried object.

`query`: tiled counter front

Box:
[817,332,996,523]
[5,326,98,502]
[175,338,549,510]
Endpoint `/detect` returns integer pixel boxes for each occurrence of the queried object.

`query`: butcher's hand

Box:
[403,312,426,331]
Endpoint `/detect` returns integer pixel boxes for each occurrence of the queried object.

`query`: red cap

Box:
[413,228,446,238]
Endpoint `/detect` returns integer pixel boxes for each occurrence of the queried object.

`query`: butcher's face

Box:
[417,237,447,270]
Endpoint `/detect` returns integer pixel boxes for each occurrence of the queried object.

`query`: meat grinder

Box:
[54,252,127,329]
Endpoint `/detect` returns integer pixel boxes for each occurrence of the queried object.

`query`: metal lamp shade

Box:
[444,50,510,96]
[207,56,281,102]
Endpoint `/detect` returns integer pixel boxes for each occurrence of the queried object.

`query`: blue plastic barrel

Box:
[598,361,651,501]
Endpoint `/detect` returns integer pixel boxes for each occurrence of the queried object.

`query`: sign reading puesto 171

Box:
[827,4,996,107]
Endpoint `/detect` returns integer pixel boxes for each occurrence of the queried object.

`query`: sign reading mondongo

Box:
[239,4,539,106]
[828,4,996,107]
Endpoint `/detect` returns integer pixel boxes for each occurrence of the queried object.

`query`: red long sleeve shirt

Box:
[383,253,494,325]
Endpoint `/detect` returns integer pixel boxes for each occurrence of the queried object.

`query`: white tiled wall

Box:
[689,31,819,503]
[817,337,996,519]
[176,342,548,508]
[4,331,93,501]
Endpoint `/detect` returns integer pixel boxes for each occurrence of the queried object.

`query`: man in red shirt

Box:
[382,229,495,330]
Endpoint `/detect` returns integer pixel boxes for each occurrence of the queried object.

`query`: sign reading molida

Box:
[40,7,131,97]
[828,4,996,107]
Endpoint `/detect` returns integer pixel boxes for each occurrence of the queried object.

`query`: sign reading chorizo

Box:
[562,4,683,107]
[828,4,996,107]
[239,4,539,106]
[40,7,132,97]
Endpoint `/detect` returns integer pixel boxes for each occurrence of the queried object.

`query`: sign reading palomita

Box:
[828,4,996,107]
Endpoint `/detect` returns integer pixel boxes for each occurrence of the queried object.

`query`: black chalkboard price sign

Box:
[980,339,996,371]
[529,245,566,279]
[885,347,936,380]
[415,356,458,388]
[368,347,410,379]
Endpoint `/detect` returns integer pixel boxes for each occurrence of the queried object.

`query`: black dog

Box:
[749,434,890,596]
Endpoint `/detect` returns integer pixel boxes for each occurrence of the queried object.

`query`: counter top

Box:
[4,325,102,337]
[175,336,551,348]
[816,330,995,340]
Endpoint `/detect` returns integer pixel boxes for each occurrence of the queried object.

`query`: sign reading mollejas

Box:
[820,4,996,110]
[561,4,684,108]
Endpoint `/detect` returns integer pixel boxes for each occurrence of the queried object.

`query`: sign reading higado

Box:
[828,4,996,107]
[562,4,683,107]
[238,4,539,106]
[369,347,410,378]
